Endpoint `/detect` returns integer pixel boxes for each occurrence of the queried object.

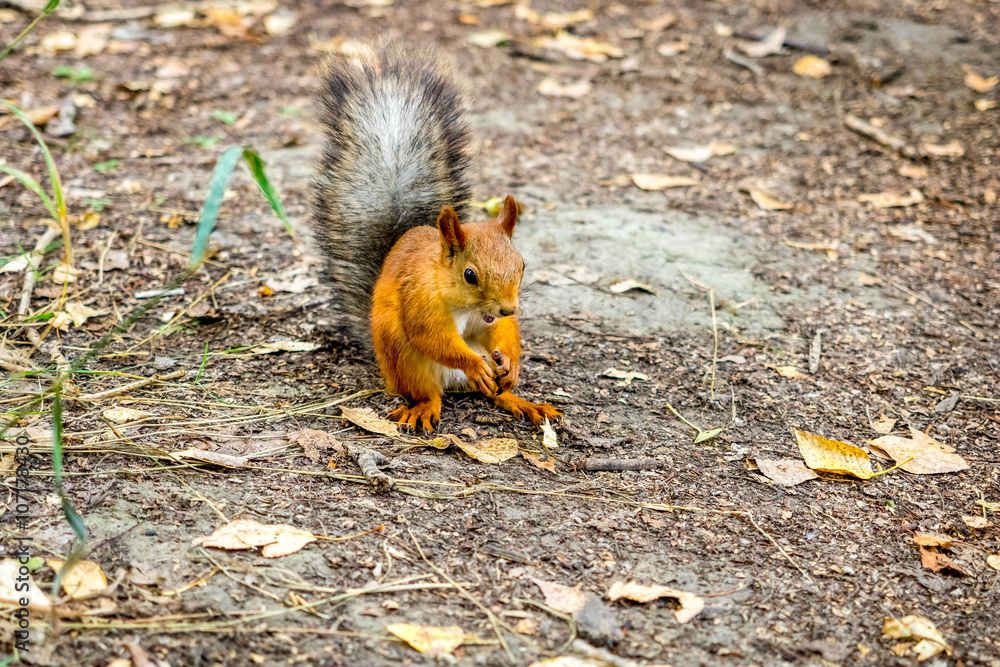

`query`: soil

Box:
[1,1,999,666]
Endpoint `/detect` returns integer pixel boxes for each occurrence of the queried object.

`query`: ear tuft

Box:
[497,195,518,238]
[438,206,466,254]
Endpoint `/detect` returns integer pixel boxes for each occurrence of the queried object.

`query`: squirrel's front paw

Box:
[467,356,498,397]
[389,401,440,432]
[492,349,520,394]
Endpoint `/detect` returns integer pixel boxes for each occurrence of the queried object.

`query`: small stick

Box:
[577,458,660,472]
[724,49,764,76]
[731,29,830,55]
[843,114,919,158]
[18,226,61,318]
[96,230,118,287]
[808,330,822,375]
[75,370,185,402]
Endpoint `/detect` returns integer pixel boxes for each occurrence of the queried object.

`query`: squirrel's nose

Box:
[500,307,516,317]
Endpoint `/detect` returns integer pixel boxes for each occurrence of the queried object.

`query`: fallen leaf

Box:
[883,615,950,660]
[25,105,61,125]
[192,519,317,558]
[963,66,998,93]
[1,255,30,273]
[635,14,676,32]
[467,30,511,48]
[913,532,952,549]
[664,142,735,163]
[630,174,698,190]
[75,24,111,58]
[609,278,657,294]
[522,450,556,472]
[47,559,106,599]
[248,340,320,354]
[887,224,936,244]
[858,189,923,208]
[987,555,1000,571]
[656,41,688,57]
[607,581,704,623]
[168,448,247,468]
[535,31,623,62]
[0,560,50,609]
[537,9,594,30]
[530,578,587,614]
[739,27,786,58]
[454,437,518,464]
[514,617,538,635]
[961,515,992,529]
[771,365,807,379]
[154,7,196,28]
[793,55,832,78]
[870,414,898,434]
[386,623,465,656]
[52,302,101,330]
[898,164,928,179]
[974,99,998,111]
[754,458,818,486]
[340,406,400,438]
[749,189,792,210]
[39,31,76,54]
[693,427,724,444]
[541,418,558,450]
[537,78,591,99]
[264,275,318,293]
[263,10,296,35]
[979,501,1000,512]
[601,368,648,387]
[869,428,968,474]
[287,429,347,462]
[923,141,965,158]
[918,547,968,576]
[102,406,156,424]
[795,429,875,479]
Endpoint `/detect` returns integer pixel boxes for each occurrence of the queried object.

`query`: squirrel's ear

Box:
[497,195,518,238]
[437,206,467,254]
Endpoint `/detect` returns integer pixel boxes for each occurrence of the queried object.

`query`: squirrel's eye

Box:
[464,269,478,285]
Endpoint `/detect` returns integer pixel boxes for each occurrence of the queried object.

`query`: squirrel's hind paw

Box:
[389,400,441,432]
[494,392,561,426]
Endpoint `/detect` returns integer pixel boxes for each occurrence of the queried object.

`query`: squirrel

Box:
[312,45,560,432]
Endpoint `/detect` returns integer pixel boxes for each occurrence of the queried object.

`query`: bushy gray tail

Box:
[311,46,472,344]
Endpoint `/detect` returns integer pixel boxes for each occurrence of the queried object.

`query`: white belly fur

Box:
[437,309,490,391]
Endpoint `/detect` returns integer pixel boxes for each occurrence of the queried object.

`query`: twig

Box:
[723,49,764,76]
[75,370,185,402]
[744,510,810,580]
[888,281,984,338]
[576,457,660,472]
[709,289,718,399]
[843,114,919,159]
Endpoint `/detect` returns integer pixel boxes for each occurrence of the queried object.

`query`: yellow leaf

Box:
[883,615,950,659]
[868,428,968,474]
[192,519,317,558]
[454,437,518,464]
[771,365,807,379]
[793,55,832,78]
[386,623,465,656]
[607,581,704,623]
[522,450,556,472]
[340,406,400,438]
[749,189,792,210]
[963,67,998,93]
[987,555,1000,571]
[630,174,698,190]
[794,429,875,479]
[753,458,818,486]
[47,559,106,599]
[534,31,623,63]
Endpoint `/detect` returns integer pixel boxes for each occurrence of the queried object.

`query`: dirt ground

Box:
[1,0,999,665]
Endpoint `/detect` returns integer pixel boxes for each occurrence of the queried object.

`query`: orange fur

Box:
[371,196,560,430]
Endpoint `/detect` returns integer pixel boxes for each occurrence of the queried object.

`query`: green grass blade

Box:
[189,146,243,269]
[1,101,65,219]
[49,390,89,604]
[0,164,58,219]
[0,0,61,63]
[241,149,298,240]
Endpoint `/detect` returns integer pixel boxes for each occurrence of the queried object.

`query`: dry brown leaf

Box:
[606,581,704,623]
[870,414,897,434]
[630,174,698,190]
[534,31,623,63]
[522,450,556,472]
[530,578,587,614]
[656,41,688,57]
[248,340,319,354]
[609,278,657,294]
[537,78,591,99]
[168,448,247,468]
[918,547,968,576]
[869,428,968,475]
[858,189,923,208]
[25,105,60,125]
[961,515,992,529]
[664,142,735,162]
[793,55,832,78]
[795,429,875,479]
[341,406,400,438]
[754,458,818,486]
[541,418,558,450]
[635,13,676,32]
[601,368,648,386]
[454,437,518,464]
[963,66,998,93]
[770,365,807,379]
[739,27,786,58]
[884,615,950,660]
[47,559,106,599]
[386,624,465,656]
[102,406,156,424]
[923,141,965,158]
[192,519,317,558]
[287,429,347,462]
[987,555,1000,571]
[538,9,593,30]
[749,189,792,210]
[52,302,101,330]
[913,532,952,549]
